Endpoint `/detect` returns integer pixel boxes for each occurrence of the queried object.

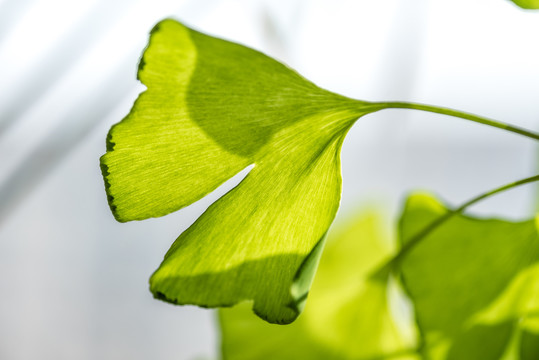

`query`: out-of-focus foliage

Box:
[399,193,539,359]
[511,0,539,9]
[220,194,539,359]
[219,210,418,360]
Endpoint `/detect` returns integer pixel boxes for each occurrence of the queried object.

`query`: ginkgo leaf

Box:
[100,17,539,324]
[511,0,539,9]
[398,193,539,359]
[100,19,375,323]
[219,211,418,360]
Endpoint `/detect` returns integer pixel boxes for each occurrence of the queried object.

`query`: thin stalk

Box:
[371,174,539,278]
[364,101,539,141]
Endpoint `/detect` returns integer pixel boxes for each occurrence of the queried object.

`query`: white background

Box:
[0,0,538,359]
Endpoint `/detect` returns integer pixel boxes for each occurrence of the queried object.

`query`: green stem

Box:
[371,174,539,278]
[365,101,539,141]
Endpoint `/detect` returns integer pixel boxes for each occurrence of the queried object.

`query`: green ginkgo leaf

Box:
[101,16,539,325]
[219,211,418,360]
[100,19,376,324]
[511,0,539,9]
[398,193,539,359]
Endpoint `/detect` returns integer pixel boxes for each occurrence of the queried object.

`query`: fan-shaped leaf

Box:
[100,19,375,323]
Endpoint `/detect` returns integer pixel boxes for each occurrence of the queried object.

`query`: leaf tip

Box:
[252,305,298,325]
[403,191,446,215]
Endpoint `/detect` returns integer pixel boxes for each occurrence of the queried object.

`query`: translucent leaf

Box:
[398,193,539,359]
[100,19,373,323]
[219,211,418,360]
[511,0,539,9]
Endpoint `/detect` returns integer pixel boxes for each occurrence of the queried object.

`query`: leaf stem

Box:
[371,174,539,278]
[365,101,539,141]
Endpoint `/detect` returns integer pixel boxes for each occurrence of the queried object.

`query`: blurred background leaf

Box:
[399,193,539,359]
[220,210,418,360]
[510,0,539,9]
